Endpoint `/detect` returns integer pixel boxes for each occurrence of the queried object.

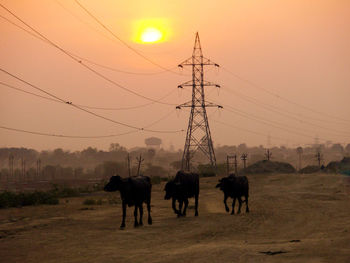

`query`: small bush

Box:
[0,191,59,208]
[83,199,96,205]
[107,195,119,205]
[151,176,161,185]
[83,198,103,205]
[201,172,216,178]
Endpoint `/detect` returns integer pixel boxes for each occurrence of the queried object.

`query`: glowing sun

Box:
[140,28,162,43]
[133,18,170,44]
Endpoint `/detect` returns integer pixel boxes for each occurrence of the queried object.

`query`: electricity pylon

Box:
[176,32,222,171]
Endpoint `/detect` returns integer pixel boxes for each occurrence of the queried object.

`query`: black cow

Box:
[104,175,152,229]
[216,174,249,214]
[164,171,199,217]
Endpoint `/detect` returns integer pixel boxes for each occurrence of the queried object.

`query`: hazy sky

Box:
[1,0,349,151]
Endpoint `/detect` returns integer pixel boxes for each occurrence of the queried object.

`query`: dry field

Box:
[0,173,350,263]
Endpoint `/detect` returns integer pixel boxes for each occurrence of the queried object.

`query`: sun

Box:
[140,28,162,43]
[133,19,170,44]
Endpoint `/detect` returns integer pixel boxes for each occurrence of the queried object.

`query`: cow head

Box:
[104,175,122,192]
[164,180,181,200]
[216,177,229,191]
[216,178,223,189]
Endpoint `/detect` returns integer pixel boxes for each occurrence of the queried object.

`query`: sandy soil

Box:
[0,173,349,263]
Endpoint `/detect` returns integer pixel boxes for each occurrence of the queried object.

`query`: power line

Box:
[221,66,350,124]
[0,3,177,106]
[221,86,350,136]
[211,118,302,145]
[0,13,179,76]
[0,81,177,111]
[55,0,192,60]
[0,125,138,138]
[221,85,348,126]
[220,105,349,143]
[0,67,184,134]
[0,108,178,139]
[73,0,182,75]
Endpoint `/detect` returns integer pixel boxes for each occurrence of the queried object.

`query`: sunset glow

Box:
[133,18,170,44]
[140,27,162,43]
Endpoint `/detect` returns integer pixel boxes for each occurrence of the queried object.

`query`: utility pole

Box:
[315,151,322,168]
[136,154,144,176]
[227,155,238,176]
[127,153,131,177]
[241,153,248,169]
[36,159,41,180]
[177,32,222,171]
[296,147,303,171]
[8,155,14,181]
[21,157,26,182]
[265,149,272,161]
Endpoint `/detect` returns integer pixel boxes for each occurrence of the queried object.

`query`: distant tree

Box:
[170,160,182,170]
[109,143,126,152]
[146,149,156,160]
[331,144,344,153]
[345,144,350,153]
[81,147,98,158]
[27,167,36,180]
[101,161,127,178]
[74,167,84,179]
[238,143,247,152]
[144,164,167,177]
[42,165,56,180]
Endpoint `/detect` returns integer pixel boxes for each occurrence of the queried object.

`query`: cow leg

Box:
[194,194,199,216]
[182,199,189,216]
[224,194,229,213]
[134,205,139,227]
[120,201,126,229]
[245,195,250,213]
[147,199,152,225]
[231,197,236,215]
[237,196,242,214]
[178,200,183,217]
[139,203,143,226]
[172,198,180,215]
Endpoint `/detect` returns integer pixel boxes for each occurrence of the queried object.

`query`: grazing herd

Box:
[104,171,249,229]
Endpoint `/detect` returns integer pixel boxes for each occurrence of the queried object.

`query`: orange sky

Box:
[1,0,349,151]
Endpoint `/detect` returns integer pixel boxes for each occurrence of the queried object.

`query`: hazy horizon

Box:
[1,0,349,151]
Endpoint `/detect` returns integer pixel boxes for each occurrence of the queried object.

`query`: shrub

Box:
[0,191,59,208]
[83,199,96,205]
[83,198,103,205]
[150,176,168,184]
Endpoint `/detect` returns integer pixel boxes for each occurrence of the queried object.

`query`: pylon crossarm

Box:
[204,101,223,108]
[178,80,220,89]
[202,57,219,67]
[178,57,193,67]
[177,80,193,89]
[178,57,219,67]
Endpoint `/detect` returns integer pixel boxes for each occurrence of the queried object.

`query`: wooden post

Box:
[127,153,131,177]
[226,155,229,176]
[234,155,238,175]
[265,149,272,161]
[315,151,322,168]
[227,155,238,176]
[241,153,248,169]
[136,154,144,176]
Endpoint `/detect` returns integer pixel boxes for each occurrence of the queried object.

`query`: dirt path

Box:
[0,173,349,263]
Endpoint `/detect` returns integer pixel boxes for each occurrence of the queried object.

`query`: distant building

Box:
[145,137,162,150]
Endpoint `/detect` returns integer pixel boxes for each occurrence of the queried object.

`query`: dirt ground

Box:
[0,173,350,263]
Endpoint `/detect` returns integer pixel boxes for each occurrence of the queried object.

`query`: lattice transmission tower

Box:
[176,32,222,171]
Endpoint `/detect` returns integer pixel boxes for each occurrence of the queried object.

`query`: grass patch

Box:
[151,176,168,185]
[0,191,59,208]
[83,198,103,205]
